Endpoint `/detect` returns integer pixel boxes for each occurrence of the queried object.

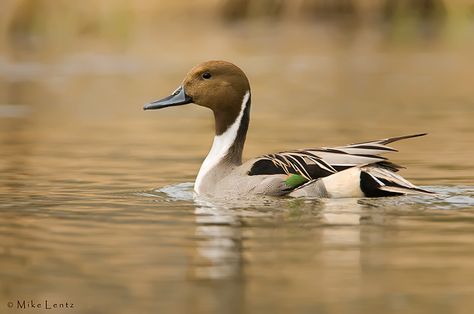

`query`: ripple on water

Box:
[358,186,474,211]
[140,183,474,212]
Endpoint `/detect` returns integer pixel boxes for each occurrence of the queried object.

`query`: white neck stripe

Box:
[194,91,250,194]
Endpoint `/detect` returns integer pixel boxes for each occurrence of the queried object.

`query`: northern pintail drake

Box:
[144,61,432,198]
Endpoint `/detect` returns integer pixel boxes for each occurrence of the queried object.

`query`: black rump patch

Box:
[359,171,401,197]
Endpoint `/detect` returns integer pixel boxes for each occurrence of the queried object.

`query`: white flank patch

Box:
[194,91,250,194]
[321,167,365,198]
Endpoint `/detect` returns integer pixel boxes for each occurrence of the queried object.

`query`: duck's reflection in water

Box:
[185,197,247,314]
[187,194,394,314]
[317,198,366,273]
[192,201,243,280]
[188,196,386,280]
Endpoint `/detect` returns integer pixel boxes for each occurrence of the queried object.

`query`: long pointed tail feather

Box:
[353,133,427,146]
[361,165,433,197]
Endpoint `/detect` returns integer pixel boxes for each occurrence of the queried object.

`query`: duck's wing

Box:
[247,133,426,190]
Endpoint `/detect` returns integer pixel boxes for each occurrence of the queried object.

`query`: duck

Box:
[143,60,432,198]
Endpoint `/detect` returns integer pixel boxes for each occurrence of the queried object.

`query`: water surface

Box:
[1,20,474,314]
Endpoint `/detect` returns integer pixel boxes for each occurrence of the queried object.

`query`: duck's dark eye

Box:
[202,72,212,80]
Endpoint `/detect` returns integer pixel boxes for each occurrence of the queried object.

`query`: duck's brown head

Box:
[144,60,251,135]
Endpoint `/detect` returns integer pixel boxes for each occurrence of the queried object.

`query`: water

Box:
[1,20,474,314]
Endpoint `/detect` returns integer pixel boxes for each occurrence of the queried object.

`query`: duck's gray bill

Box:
[143,86,192,110]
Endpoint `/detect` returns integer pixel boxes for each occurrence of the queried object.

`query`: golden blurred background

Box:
[1,0,474,179]
[0,0,472,54]
[1,0,474,183]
